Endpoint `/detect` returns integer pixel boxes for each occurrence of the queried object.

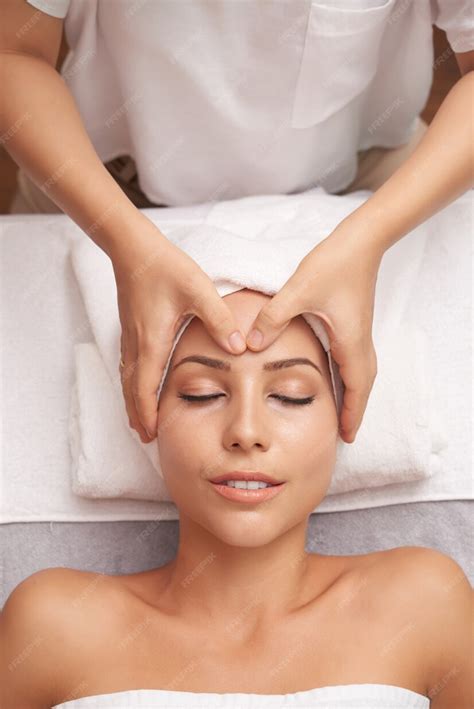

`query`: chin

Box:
[202,516,290,549]
[181,500,309,548]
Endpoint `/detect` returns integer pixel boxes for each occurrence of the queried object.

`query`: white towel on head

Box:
[69,210,447,502]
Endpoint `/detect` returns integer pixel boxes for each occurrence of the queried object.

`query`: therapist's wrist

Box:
[85,196,164,263]
[332,205,392,262]
[101,208,170,269]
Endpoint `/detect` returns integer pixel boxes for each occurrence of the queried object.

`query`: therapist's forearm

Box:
[339,71,474,256]
[0,51,155,259]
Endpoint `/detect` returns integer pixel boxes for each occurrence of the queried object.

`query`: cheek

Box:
[277,404,338,477]
[157,398,213,477]
[157,427,197,478]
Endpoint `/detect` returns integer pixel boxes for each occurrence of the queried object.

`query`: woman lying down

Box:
[1,288,472,709]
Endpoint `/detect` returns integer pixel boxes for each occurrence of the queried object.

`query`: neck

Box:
[157,514,320,636]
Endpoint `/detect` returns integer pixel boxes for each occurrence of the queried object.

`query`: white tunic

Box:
[51,683,430,708]
[26,0,473,206]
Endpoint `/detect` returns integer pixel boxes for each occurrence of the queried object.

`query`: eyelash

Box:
[177,393,316,406]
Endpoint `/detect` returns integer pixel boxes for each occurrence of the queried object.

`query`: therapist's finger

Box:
[333,337,378,443]
[246,284,300,350]
[190,282,247,355]
[132,325,176,441]
[120,331,153,443]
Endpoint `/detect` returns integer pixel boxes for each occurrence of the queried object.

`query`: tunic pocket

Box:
[291,0,397,128]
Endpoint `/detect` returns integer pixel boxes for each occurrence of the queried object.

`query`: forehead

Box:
[170,289,329,376]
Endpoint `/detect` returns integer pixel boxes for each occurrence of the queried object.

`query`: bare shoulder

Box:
[353,545,471,594]
[373,545,472,605]
[367,546,473,708]
[0,567,124,708]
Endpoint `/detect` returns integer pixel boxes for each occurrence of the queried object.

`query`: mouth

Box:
[209,472,284,486]
[212,480,280,489]
[208,478,286,504]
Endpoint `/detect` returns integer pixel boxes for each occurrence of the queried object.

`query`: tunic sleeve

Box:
[431,0,474,53]
[25,0,71,19]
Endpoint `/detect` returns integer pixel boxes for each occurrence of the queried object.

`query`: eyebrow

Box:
[172,355,323,376]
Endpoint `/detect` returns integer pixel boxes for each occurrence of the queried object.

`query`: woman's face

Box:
[157,289,339,547]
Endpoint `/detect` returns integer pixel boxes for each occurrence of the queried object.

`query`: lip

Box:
[208,471,286,505]
[209,472,284,485]
[209,480,286,504]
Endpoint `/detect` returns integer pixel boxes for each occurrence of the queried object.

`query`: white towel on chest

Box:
[69,188,447,503]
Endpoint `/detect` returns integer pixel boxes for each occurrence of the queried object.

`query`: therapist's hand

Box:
[245,226,383,443]
[111,220,247,443]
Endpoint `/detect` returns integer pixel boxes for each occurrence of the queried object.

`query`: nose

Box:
[222,390,271,452]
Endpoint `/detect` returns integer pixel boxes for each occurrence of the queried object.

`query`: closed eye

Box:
[177,393,315,406]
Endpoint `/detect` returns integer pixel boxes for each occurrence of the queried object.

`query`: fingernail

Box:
[229,331,246,353]
[247,329,263,348]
